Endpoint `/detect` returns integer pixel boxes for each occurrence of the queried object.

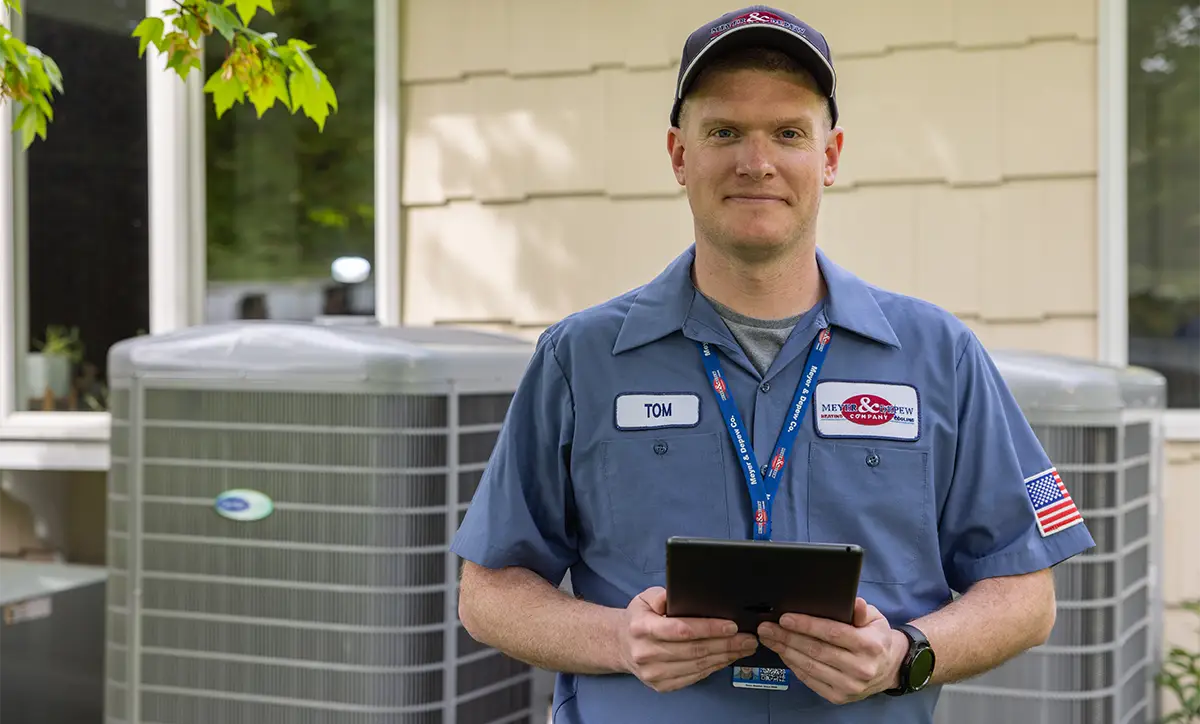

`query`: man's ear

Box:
[668,127,686,187]
[823,126,844,188]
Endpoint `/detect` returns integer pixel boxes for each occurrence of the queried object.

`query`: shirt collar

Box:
[612,245,901,355]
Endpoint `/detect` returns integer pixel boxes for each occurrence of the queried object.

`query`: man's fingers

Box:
[650,652,744,693]
[649,614,739,642]
[759,624,857,672]
[647,634,754,664]
[789,662,855,705]
[766,641,862,703]
[640,632,757,664]
[775,614,861,654]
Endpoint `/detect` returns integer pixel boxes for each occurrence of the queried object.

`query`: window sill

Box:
[1164,411,1200,443]
[0,411,110,470]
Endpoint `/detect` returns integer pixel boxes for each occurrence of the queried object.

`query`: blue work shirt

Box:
[451,245,1095,723]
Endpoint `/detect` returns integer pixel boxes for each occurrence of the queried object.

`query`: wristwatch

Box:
[884,623,935,696]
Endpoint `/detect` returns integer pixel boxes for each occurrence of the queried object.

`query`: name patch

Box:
[614,393,700,431]
[814,381,920,441]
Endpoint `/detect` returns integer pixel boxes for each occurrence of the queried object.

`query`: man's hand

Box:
[616,586,759,693]
[757,597,906,705]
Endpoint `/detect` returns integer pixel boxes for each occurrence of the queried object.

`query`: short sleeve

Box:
[449,330,578,585]
[938,333,1096,593]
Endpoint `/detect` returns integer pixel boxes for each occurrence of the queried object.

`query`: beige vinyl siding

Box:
[1162,442,1200,717]
[1164,443,1200,618]
[400,0,1098,348]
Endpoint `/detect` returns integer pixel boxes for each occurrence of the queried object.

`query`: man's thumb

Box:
[637,586,668,616]
[852,597,871,627]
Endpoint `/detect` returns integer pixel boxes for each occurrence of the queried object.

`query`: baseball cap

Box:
[670,5,838,129]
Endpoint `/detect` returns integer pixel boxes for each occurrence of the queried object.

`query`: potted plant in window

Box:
[25,325,83,406]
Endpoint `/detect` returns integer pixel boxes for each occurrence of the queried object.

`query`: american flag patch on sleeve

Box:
[1024,467,1083,537]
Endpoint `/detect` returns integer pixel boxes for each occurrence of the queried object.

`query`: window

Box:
[202,0,375,324]
[1127,2,1200,409]
[15,0,150,413]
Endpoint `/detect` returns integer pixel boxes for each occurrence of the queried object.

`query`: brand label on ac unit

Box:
[214,489,274,522]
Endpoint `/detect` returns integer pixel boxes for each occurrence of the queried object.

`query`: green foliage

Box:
[1,0,337,148]
[1159,600,1200,723]
[1,0,62,148]
[33,325,83,364]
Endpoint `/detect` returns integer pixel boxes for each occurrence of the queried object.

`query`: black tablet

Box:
[665,536,864,669]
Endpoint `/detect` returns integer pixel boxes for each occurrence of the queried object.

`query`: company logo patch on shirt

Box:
[1024,467,1084,537]
[614,393,701,431]
[813,381,920,441]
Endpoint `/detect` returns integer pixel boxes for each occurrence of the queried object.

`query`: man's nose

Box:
[736,136,776,180]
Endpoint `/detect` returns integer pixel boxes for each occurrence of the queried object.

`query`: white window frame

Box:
[0,0,404,470]
[1098,0,1200,441]
[0,3,111,470]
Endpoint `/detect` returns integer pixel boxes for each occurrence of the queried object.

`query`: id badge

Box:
[732,665,789,691]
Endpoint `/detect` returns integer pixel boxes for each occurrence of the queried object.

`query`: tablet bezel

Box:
[664,536,864,669]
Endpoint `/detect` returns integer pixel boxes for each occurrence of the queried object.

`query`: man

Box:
[451,5,1095,723]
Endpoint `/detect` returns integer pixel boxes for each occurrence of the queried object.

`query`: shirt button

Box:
[760,382,771,393]
[653,441,668,455]
[866,453,881,467]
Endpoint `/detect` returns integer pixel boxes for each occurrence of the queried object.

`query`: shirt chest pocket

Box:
[601,432,730,574]
[807,442,931,585]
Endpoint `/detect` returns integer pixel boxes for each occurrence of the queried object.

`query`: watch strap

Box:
[884,623,933,697]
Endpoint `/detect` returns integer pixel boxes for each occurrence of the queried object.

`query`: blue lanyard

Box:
[697,326,833,540]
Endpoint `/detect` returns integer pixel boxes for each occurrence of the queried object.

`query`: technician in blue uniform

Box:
[451,5,1096,723]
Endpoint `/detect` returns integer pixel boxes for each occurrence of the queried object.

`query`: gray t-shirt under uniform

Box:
[700,293,811,377]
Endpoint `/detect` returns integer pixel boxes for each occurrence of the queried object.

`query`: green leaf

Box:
[316,70,338,112]
[131,17,164,58]
[2,36,29,75]
[232,0,267,25]
[293,45,320,85]
[204,66,244,118]
[179,10,204,41]
[206,3,240,43]
[39,53,60,92]
[14,102,37,149]
[300,95,331,131]
[4,0,22,15]
[32,91,51,120]
[247,74,281,118]
[287,68,307,110]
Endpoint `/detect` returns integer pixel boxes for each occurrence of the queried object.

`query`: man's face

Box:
[668,67,843,262]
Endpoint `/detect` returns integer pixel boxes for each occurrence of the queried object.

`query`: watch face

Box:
[908,648,935,690]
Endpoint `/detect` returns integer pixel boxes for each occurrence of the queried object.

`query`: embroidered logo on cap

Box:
[710,11,808,40]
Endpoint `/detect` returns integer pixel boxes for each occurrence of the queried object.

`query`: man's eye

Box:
[780,129,801,139]
[712,129,734,138]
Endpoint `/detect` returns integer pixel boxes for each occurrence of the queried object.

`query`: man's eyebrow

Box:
[698,116,814,129]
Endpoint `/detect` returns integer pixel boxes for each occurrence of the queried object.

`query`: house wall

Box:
[399,0,1099,351]
[1163,442,1200,693]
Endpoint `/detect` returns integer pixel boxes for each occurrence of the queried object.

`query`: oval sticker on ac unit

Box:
[214,489,274,522]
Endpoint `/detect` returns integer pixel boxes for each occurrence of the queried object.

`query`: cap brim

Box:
[673,24,837,126]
